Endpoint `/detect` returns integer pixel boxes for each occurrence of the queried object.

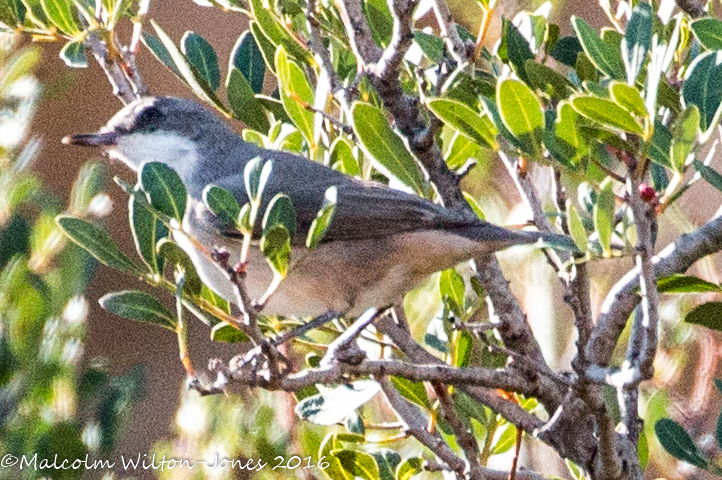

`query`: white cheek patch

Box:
[113,131,199,178]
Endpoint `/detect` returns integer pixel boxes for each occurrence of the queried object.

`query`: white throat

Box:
[108,131,200,179]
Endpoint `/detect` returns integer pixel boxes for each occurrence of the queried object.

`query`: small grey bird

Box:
[64,96,574,317]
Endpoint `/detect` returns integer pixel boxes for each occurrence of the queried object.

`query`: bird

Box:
[63,96,575,318]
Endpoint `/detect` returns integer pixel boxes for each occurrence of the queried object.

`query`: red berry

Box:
[638,183,656,203]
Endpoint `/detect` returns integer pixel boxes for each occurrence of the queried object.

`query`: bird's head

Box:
[63,96,232,179]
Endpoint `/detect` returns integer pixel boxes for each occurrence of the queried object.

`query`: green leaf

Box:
[226,68,270,133]
[566,201,588,252]
[59,40,88,68]
[497,79,545,157]
[500,18,533,84]
[691,18,722,51]
[413,30,443,62]
[351,102,427,196]
[0,0,25,26]
[263,193,297,239]
[41,0,81,36]
[307,186,337,249]
[656,274,721,294]
[685,302,722,333]
[295,381,381,425]
[572,16,624,79]
[372,450,399,480]
[445,132,480,171]
[248,0,308,62]
[609,82,646,117]
[622,1,652,85]
[181,31,220,91]
[99,290,177,331]
[249,20,277,74]
[142,31,182,77]
[525,60,575,100]
[671,105,699,172]
[649,121,672,168]
[275,47,316,150]
[571,96,643,134]
[230,30,265,94]
[260,224,291,277]
[56,216,142,275]
[156,239,202,295]
[453,330,473,367]
[363,0,393,48]
[553,101,589,167]
[335,450,380,480]
[345,411,365,436]
[396,457,423,480]
[210,322,249,342]
[683,51,722,136]
[549,36,583,67]
[428,98,497,150]
[439,268,465,317]
[593,179,615,257]
[390,376,430,409]
[492,423,517,455]
[129,193,167,273]
[655,418,708,468]
[463,192,486,220]
[139,162,187,223]
[244,157,269,205]
[319,434,355,480]
[330,137,360,176]
[203,185,241,227]
[693,159,722,192]
[150,21,230,115]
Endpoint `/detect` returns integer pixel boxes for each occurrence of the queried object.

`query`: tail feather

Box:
[453,222,579,254]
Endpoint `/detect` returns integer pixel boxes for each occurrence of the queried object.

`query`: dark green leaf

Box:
[248,0,309,62]
[226,68,270,132]
[390,376,430,409]
[129,193,167,273]
[156,239,202,295]
[56,216,141,275]
[656,274,721,293]
[622,1,652,84]
[428,98,497,149]
[571,96,643,134]
[715,378,722,395]
[671,106,699,172]
[263,193,297,239]
[424,315,448,353]
[649,121,672,167]
[335,450,379,480]
[275,46,316,149]
[693,159,722,192]
[683,51,722,135]
[99,290,176,330]
[210,322,249,342]
[549,36,583,67]
[655,418,708,468]
[41,0,81,36]
[572,16,624,79]
[250,20,278,74]
[0,0,25,26]
[593,178,615,257]
[203,185,241,227]
[307,186,337,249]
[139,162,187,223]
[142,31,182,77]
[413,30,443,62]
[363,0,393,48]
[181,31,220,91]
[372,450,399,480]
[525,60,575,100]
[497,79,545,157]
[500,19,533,84]
[351,102,427,195]
[344,411,365,435]
[685,302,722,332]
[231,30,265,94]
[691,18,722,51]
[59,40,88,68]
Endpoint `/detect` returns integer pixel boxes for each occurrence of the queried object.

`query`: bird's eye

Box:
[133,106,165,132]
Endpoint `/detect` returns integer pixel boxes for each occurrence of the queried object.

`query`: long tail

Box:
[453,221,579,255]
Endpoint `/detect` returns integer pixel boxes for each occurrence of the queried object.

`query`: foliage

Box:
[0,36,143,479]
[7,0,722,479]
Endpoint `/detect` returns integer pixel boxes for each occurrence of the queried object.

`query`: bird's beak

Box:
[62,131,119,147]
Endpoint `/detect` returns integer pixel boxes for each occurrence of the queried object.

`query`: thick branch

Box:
[586,211,722,367]
[334,0,383,66]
